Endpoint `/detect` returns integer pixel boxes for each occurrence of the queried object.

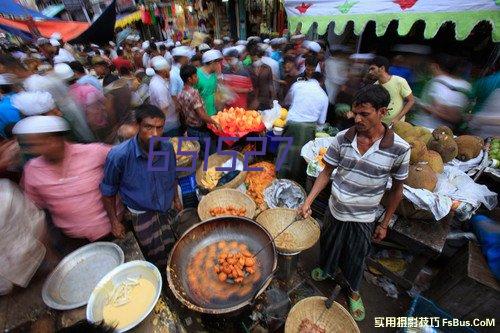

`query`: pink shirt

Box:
[22,143,113,241]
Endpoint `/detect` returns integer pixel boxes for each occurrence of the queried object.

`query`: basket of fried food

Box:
[170,137,200,167]
[196,152,247,192]
[285,296,360,333]
[256,208,320,254]
[198,189,257,221]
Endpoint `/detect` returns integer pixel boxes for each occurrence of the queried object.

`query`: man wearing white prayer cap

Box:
[197,43,210,54]
[170,46,191,97]
[303,40,321,54]
[197,49,222,116]
[263,38,270,44]
[50,36,75,64]
[235,40,247,46]
[11,91,62,117]
[148,56,180,136]
[175,41,181,47]
[14,115,124,243]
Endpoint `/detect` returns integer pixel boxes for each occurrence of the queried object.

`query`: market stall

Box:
[284,0,500,42]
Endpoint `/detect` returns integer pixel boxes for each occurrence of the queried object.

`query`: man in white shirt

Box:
[324,46,350,105]
[278,72,329,181]
[169,46,191,98]
[148,56,180,137]
[412,53,471,130]
[286,73,329,124]
[261,44,281,94]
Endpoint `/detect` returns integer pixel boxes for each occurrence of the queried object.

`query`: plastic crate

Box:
[403,296,477,333]
[178,173,197,195]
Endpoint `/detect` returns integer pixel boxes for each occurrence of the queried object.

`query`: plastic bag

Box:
[215,83,236,107]
[261,100,281,131]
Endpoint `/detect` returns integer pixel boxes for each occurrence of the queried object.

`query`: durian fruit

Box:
[421,150,444,173]
[427,135,458,163]
[406,164,438,191]
[432,126,454,138]
[455,135,483,161]
[393,121,414,138]
[408,138,427,164]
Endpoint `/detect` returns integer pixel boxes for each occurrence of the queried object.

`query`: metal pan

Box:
[42,242,124,310]
[167,216,277,315]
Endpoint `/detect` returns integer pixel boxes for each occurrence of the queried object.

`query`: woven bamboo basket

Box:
[197,189,257,221]
[256,208,320,254]
[195,152,247,192]
[285,296,360,333]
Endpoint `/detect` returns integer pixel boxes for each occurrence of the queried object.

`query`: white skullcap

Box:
[53,63,74,81]
[175,41,181,47]
[133,35,140,41]
[36,38,50,46]
[165,41,175,48]
[53,53,73,64]
[202,49,223,64]
[155,41,165,48]
[131,47,140,52]
[236,40,247,46]
[90,43,99,48]
[87,51,96,57]
[13,115,69,135]
[291,34,305,40]
[222,47,239,57]
[247,36,260,42]
[50,32,62,40]
[145,68,155,76]
[171,46,192,58]
[223,36,230,42]
[303,40,321,53]
[151,56,170,71]
[12,91,56,116]
[126,35,134,41]
[198,43,210,51]
[264,38,270,44]
[259,43,270,51]
[0,74,16,85]
[270,38,281,45]
[109,41,116,47]
[234,45,246,55]
[213,39,223,45]
[141,41,150,50]
[350,53,375,60]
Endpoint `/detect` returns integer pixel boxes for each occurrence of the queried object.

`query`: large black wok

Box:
[167,216,277,315]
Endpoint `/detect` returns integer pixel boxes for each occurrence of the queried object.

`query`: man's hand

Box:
[174,198,183,212]
[298,203,312,219]
[111,220,126,239]
[372,225,387,242]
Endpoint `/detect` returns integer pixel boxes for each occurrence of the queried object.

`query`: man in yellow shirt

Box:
[369,56,414,125]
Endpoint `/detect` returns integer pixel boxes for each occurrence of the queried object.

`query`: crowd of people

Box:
[0,30,498,323]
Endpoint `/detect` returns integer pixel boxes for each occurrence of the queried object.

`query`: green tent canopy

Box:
[284,0,500,42]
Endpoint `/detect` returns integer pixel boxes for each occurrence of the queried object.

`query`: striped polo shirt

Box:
[323,125,410,223]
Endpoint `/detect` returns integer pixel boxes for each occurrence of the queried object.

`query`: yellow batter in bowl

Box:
[103,277,156,329]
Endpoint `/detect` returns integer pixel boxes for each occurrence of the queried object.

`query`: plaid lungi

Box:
[129,209,177,269]
[320,208,375,291]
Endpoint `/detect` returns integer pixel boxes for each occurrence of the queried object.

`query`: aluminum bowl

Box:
[86,260,162,332]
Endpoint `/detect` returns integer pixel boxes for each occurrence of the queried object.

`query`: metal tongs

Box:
[252,212,303,258]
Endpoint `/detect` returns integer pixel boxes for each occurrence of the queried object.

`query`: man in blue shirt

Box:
[101,104,182,268]
[0,75,21,139]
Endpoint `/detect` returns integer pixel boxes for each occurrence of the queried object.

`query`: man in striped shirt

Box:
[300,84,410,322]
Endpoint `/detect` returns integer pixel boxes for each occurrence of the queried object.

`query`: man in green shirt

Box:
[369,56,414,126]
[195,49,223,116]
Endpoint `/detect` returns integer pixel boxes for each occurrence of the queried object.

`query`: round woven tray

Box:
[195,152,247,192]
[256,208,320,253]
[197,188,257,221]
[170,138,201,168]
[285,296,360,333]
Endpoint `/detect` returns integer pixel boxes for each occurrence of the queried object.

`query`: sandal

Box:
[348,294,366,322]
[311,268,329,281]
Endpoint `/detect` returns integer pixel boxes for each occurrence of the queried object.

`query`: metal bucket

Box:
[276,250,301,282]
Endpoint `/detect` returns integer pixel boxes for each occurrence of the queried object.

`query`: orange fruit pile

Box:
[211,107,263,137]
